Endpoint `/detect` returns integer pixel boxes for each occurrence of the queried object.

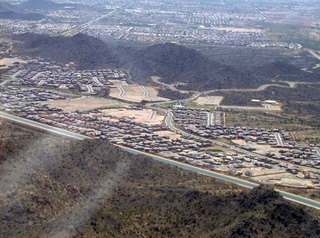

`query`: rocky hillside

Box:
[1,120,320,237]
[12,33,267,90]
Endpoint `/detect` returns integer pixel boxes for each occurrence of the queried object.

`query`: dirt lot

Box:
[212,27,263,32]
[195,96,224,105]
[154,130,181,140]
[101,108,165,125]
[0,57,27,69]
[109,84,170,103]
[44,97,128,112]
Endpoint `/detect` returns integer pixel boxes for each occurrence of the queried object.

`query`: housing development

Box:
[1,47,320,190]
[2,0,319,48]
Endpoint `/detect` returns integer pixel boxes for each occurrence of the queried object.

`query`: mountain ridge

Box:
[11,33,319,91]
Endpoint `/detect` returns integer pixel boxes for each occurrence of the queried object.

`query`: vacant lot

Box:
[0,57,26,69]
[154,130,181,140]
[44,97,127,112]
[109,85,170,103]
[195,96,224,105]
[101,108,164,125]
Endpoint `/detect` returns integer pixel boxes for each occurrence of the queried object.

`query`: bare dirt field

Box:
[212,27,263,32]
[108,79,127,86]
[101,108,165,125]
[232,139,281,155]
[154,130,181,140]
[0,57,27,69]
[221,105,282,111]
[195,96,224,105]
[109,84,170,103]
[44,97,128,112]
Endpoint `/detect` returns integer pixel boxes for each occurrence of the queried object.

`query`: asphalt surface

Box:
[1,111,320,210]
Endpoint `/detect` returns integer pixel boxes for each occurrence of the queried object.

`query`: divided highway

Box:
[1,111,320,210]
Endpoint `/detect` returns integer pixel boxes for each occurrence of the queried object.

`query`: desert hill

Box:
[13,33,120,69]
[13,33,320,91]
[130,43,266,90]
[12,33,269,90]
[16,0,99,12]
[0,2,47,20]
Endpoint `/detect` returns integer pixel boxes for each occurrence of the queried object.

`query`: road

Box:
[1,111,320,210]
[164,110,320,173]
[206,112,214,127]
[148,111,157,120]
[117,85,125,97]
[86,84,94,93]
[1,69,22,86]
[151,76,178,91]
[165,111,190,136]
[61,9,118,36]
[307,49,320,61]
[221,105,280,111]
[92,77,104,86]
[0,112,89,140]
[275,133,284,146]
[139,85,149,97]
[203,96,213,104]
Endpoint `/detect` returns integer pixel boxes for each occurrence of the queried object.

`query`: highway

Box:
[61,9,118,36]
[0,112,89,140]
[1,111,320,210]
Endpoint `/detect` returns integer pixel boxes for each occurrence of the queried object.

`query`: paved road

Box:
[86,85,94,93]
[206,112,213,127]
[0,112,89,140]
[139,85,149,97]
[164,110,320,174]
[148,111,157,120]
[221,105,280,111]
[275,133,284,146]
[93,77,104,86]
[1,111,320,210]
[203,96,213,104]
[151,76,178,91]
[307,49,320,61]
[61,9,118,36]
[117,85,125,97]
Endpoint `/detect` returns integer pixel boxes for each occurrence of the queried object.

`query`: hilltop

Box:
[12,33,268,90]
[13,33,120,69]
[0,2,47,20]
[16,0,99,12]
[11,33,319,90]
[1,120,320,237]
[130,43,265,90]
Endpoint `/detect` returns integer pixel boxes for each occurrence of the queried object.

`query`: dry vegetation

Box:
[44,97,128,112]
[1,119,320,237]
[225,109,320,145]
